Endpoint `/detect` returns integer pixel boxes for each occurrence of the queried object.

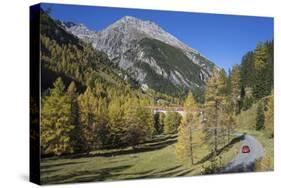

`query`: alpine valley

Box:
[36,5,274,185]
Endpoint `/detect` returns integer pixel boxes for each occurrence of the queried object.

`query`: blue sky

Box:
[42,3,273,71]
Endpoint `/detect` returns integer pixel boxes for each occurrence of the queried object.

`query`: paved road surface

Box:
[221,134,264,173]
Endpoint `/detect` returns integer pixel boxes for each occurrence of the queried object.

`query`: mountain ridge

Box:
[62,15,217,96]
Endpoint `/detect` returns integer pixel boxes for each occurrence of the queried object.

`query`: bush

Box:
[201,156,223,174]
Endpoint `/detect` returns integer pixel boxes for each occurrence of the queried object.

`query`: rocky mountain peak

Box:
[62,21,97,42]
[63,15,216,95]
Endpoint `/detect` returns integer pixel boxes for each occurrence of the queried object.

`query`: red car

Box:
[242,145,250,153]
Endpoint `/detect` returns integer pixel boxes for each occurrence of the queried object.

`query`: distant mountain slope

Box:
[40,9,136,94]
[63,16,216,96]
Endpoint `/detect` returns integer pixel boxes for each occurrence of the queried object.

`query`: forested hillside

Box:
[40,9,167,156]
[230,40,274,171]
[228,40,273,113]
[40,8,131,93]
[174,40,274,172]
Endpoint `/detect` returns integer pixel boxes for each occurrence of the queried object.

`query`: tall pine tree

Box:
[256,102,265,131]
[108,97,125,147]
[163,112,182,134]
[231,65,242,114]
[176,91,202,165]
[78,87,97,152]
[265,94,274,138]
[41,77,74,156]
[176,113,193,164]
[204,69,227,155]
[253,43,268,99]
[67,81,87,153]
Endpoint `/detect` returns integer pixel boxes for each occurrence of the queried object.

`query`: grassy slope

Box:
[40,134,240,184]
[235,103,274,171]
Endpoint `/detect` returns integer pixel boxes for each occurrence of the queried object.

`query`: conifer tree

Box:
[240,52,255,88]
[123,98,154,146]
[163,112,182,134]
[154,112,161,134]
[176,91,202,165]
[78,87,97,151]
[67,81,87,153]
[264,41,274,94]
[265,95,274,138]
[158,112,166,133]
[176,113,192,163]
[222,97,235,143]
[226,69,232,96]
[184,91,198,111]
[108,97,125,146]
[41,77,74,156]
[253,43,268,99]
[254,43,268,72]
[256,102,265,131]
[92,116,110,149]
[231,65,242,114]
[97,97,108,117]
[204,69,227,155]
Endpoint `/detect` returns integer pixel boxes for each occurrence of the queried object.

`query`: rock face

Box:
[63,16,216,95]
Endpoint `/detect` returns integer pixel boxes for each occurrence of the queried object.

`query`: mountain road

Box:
[221,134,264,173]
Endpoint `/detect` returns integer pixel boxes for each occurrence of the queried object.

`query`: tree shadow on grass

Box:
[41,165,133,184]
[41,162,194,184]
[140,134,178,145]
[150,165,193,178]
[113,166,183,179]
[175,168,194,176]
[90,139,177,158]
[122,165,194,180]
[41,134,178,161]
[153,169,184,177]
[195,134,245,165]
[40,161,87,170]
[117,169,155,176]
[63,136,177,160]
[41,168,62,174]
[156,165,182,174]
